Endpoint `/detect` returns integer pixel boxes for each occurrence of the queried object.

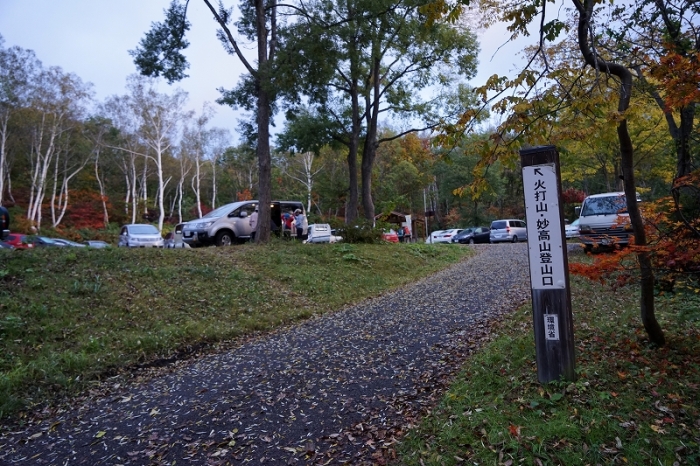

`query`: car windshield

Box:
[129,225,159,235]
[491,221,507,229]
[581,196,627,216]
[201,203,241,219]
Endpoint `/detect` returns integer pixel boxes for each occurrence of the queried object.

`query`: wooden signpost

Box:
[520,145,576,383]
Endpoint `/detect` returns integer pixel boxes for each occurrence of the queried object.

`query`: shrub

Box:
[336,219,384,244]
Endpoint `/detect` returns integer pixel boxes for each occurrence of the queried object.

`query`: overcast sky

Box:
[0,1,531,143]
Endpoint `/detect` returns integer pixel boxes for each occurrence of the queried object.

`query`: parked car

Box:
[31,236,67,247]
[458,226,491,244]
[425,230,444,244]
[181,200,307,247]
[0,241,13,249]
[451,228,473,243]
[4,233,33,249]
[437,228,463,243]
[305,224,343,244]
[382,229,399,243]
[117,224,164,248]
[565,219,580,239]
[84,240,111,248]
[51,238,86,247]
[577,191,640,250]
[490,219,528,243]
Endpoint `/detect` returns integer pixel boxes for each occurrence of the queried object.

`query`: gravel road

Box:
[1,243,533,465]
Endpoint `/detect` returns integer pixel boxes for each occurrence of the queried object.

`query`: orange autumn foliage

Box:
[650,49,700,111]
[66,190,111,230]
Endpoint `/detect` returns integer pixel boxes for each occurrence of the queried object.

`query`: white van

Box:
[489,219,527,243]
[181,200,307,247]
[577,191,640,250]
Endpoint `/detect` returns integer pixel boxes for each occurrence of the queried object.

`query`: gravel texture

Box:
[1,243,537,465]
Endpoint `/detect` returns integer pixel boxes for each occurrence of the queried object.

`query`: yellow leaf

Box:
[649,425,665,434]
[96,431,106,438]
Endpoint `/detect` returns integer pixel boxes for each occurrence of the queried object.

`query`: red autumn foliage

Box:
[66,190,111,230]
[237,189,253,201]
[562,187,586,205]
[188,203,212,219]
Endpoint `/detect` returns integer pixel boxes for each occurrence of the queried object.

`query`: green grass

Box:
[396,263,700,465]
[0,240,470,419]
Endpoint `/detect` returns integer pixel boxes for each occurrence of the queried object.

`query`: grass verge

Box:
[0,240,470,420]
[396,265,700,465]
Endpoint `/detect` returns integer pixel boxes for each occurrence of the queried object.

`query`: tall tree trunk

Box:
[155,141,166,231]
[131,157,138,224]
[0,110,8,206]
[575,0,665,345]
[676,104,694,178]
[210,158,218,209]
[94,154,109,227]
[194,154,202,217]
[345,88,360,224]
[140,159,148,220]
[254,0,273,243]
[361,55,382,221]
[50,147,60,226]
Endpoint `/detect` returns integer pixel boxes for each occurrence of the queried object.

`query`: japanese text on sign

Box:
[523,164,566,289]
[544,314,560,341]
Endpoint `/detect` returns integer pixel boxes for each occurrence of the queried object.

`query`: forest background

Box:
[0,0,696,244]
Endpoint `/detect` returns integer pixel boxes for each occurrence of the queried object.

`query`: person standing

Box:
[249,206,259,241]
[294,209,305,240]
[403,225,411,243]
[283,211,294,239]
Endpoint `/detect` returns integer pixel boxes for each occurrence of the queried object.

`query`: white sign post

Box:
[523,164,567,292]
[520,146,576,383]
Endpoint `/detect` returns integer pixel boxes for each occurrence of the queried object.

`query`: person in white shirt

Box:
[249,207,259,241]
[294,209,305,240]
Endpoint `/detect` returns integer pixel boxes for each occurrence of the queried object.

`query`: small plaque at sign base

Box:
[544,314,560,341]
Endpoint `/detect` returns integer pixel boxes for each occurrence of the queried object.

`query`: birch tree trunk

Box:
[0,111,8,206]
[127,75,189,231]
[50,144,92,228]
[25,67,91,230]
[95,152,109,228]
[281,152,322,214]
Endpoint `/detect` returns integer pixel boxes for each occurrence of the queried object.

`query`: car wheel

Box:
[215,230,234,246]
[512,235,518,243]
[469,238,475,244]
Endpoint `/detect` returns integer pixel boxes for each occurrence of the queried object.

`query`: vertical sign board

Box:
[520,146,576,383]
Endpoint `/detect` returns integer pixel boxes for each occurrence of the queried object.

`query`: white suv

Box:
[489,219,528,243]
[117,224,164,248]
